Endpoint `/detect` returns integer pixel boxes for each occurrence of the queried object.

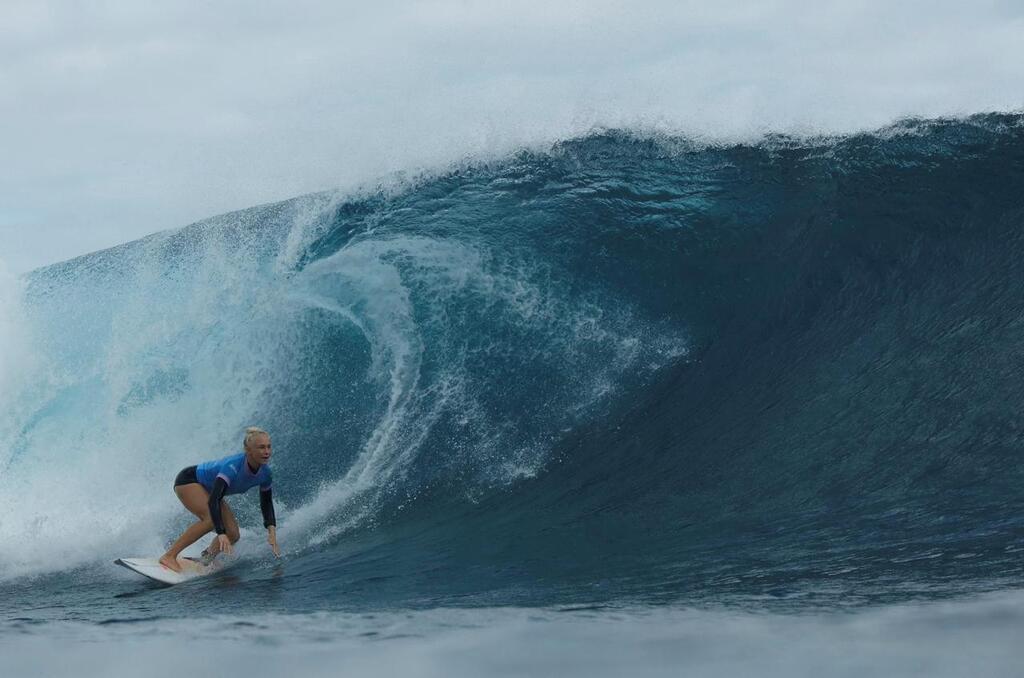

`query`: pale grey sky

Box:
[2,0,1022,273]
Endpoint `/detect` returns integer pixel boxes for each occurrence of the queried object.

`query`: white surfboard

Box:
[114,556,224,585]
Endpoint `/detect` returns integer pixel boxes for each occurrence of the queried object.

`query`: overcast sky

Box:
[2,0,1022,274]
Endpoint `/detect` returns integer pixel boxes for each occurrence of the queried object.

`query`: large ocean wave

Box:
[2,113,1023,610]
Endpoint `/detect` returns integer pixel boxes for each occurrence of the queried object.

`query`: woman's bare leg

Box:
[204,501,240,557]
[159,484,214,572]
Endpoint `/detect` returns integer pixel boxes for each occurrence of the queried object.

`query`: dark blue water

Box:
[2,115,1023,655]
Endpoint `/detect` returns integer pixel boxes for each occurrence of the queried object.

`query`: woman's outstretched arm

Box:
[208,477,230,534]
[260,487,280,556]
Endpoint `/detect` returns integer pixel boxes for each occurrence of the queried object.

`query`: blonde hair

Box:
[243,426,270,449]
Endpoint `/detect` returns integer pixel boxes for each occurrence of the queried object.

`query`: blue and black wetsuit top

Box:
[194,453,275,535]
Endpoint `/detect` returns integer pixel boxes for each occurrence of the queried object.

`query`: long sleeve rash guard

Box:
[196,453,275,535]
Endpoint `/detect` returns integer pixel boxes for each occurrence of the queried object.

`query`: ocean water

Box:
[2,113,1024,675]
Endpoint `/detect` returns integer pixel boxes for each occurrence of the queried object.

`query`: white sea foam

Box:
[0,224,306,578]
[0,260,35,470]
[3,592,1023,678]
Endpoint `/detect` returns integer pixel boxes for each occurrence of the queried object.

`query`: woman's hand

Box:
[267,525,280,557]
[218,533,233,555]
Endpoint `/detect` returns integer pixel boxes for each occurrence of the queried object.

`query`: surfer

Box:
[158,427,280,572]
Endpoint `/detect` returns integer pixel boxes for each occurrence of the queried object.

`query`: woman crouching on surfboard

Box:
[159,427,280,572]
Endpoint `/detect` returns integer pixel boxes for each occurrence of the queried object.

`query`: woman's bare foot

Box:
[159,553,182,572]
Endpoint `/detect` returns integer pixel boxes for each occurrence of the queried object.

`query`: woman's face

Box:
[246,433,272,465]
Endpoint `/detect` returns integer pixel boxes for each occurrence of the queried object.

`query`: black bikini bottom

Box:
[173,465,199,488]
